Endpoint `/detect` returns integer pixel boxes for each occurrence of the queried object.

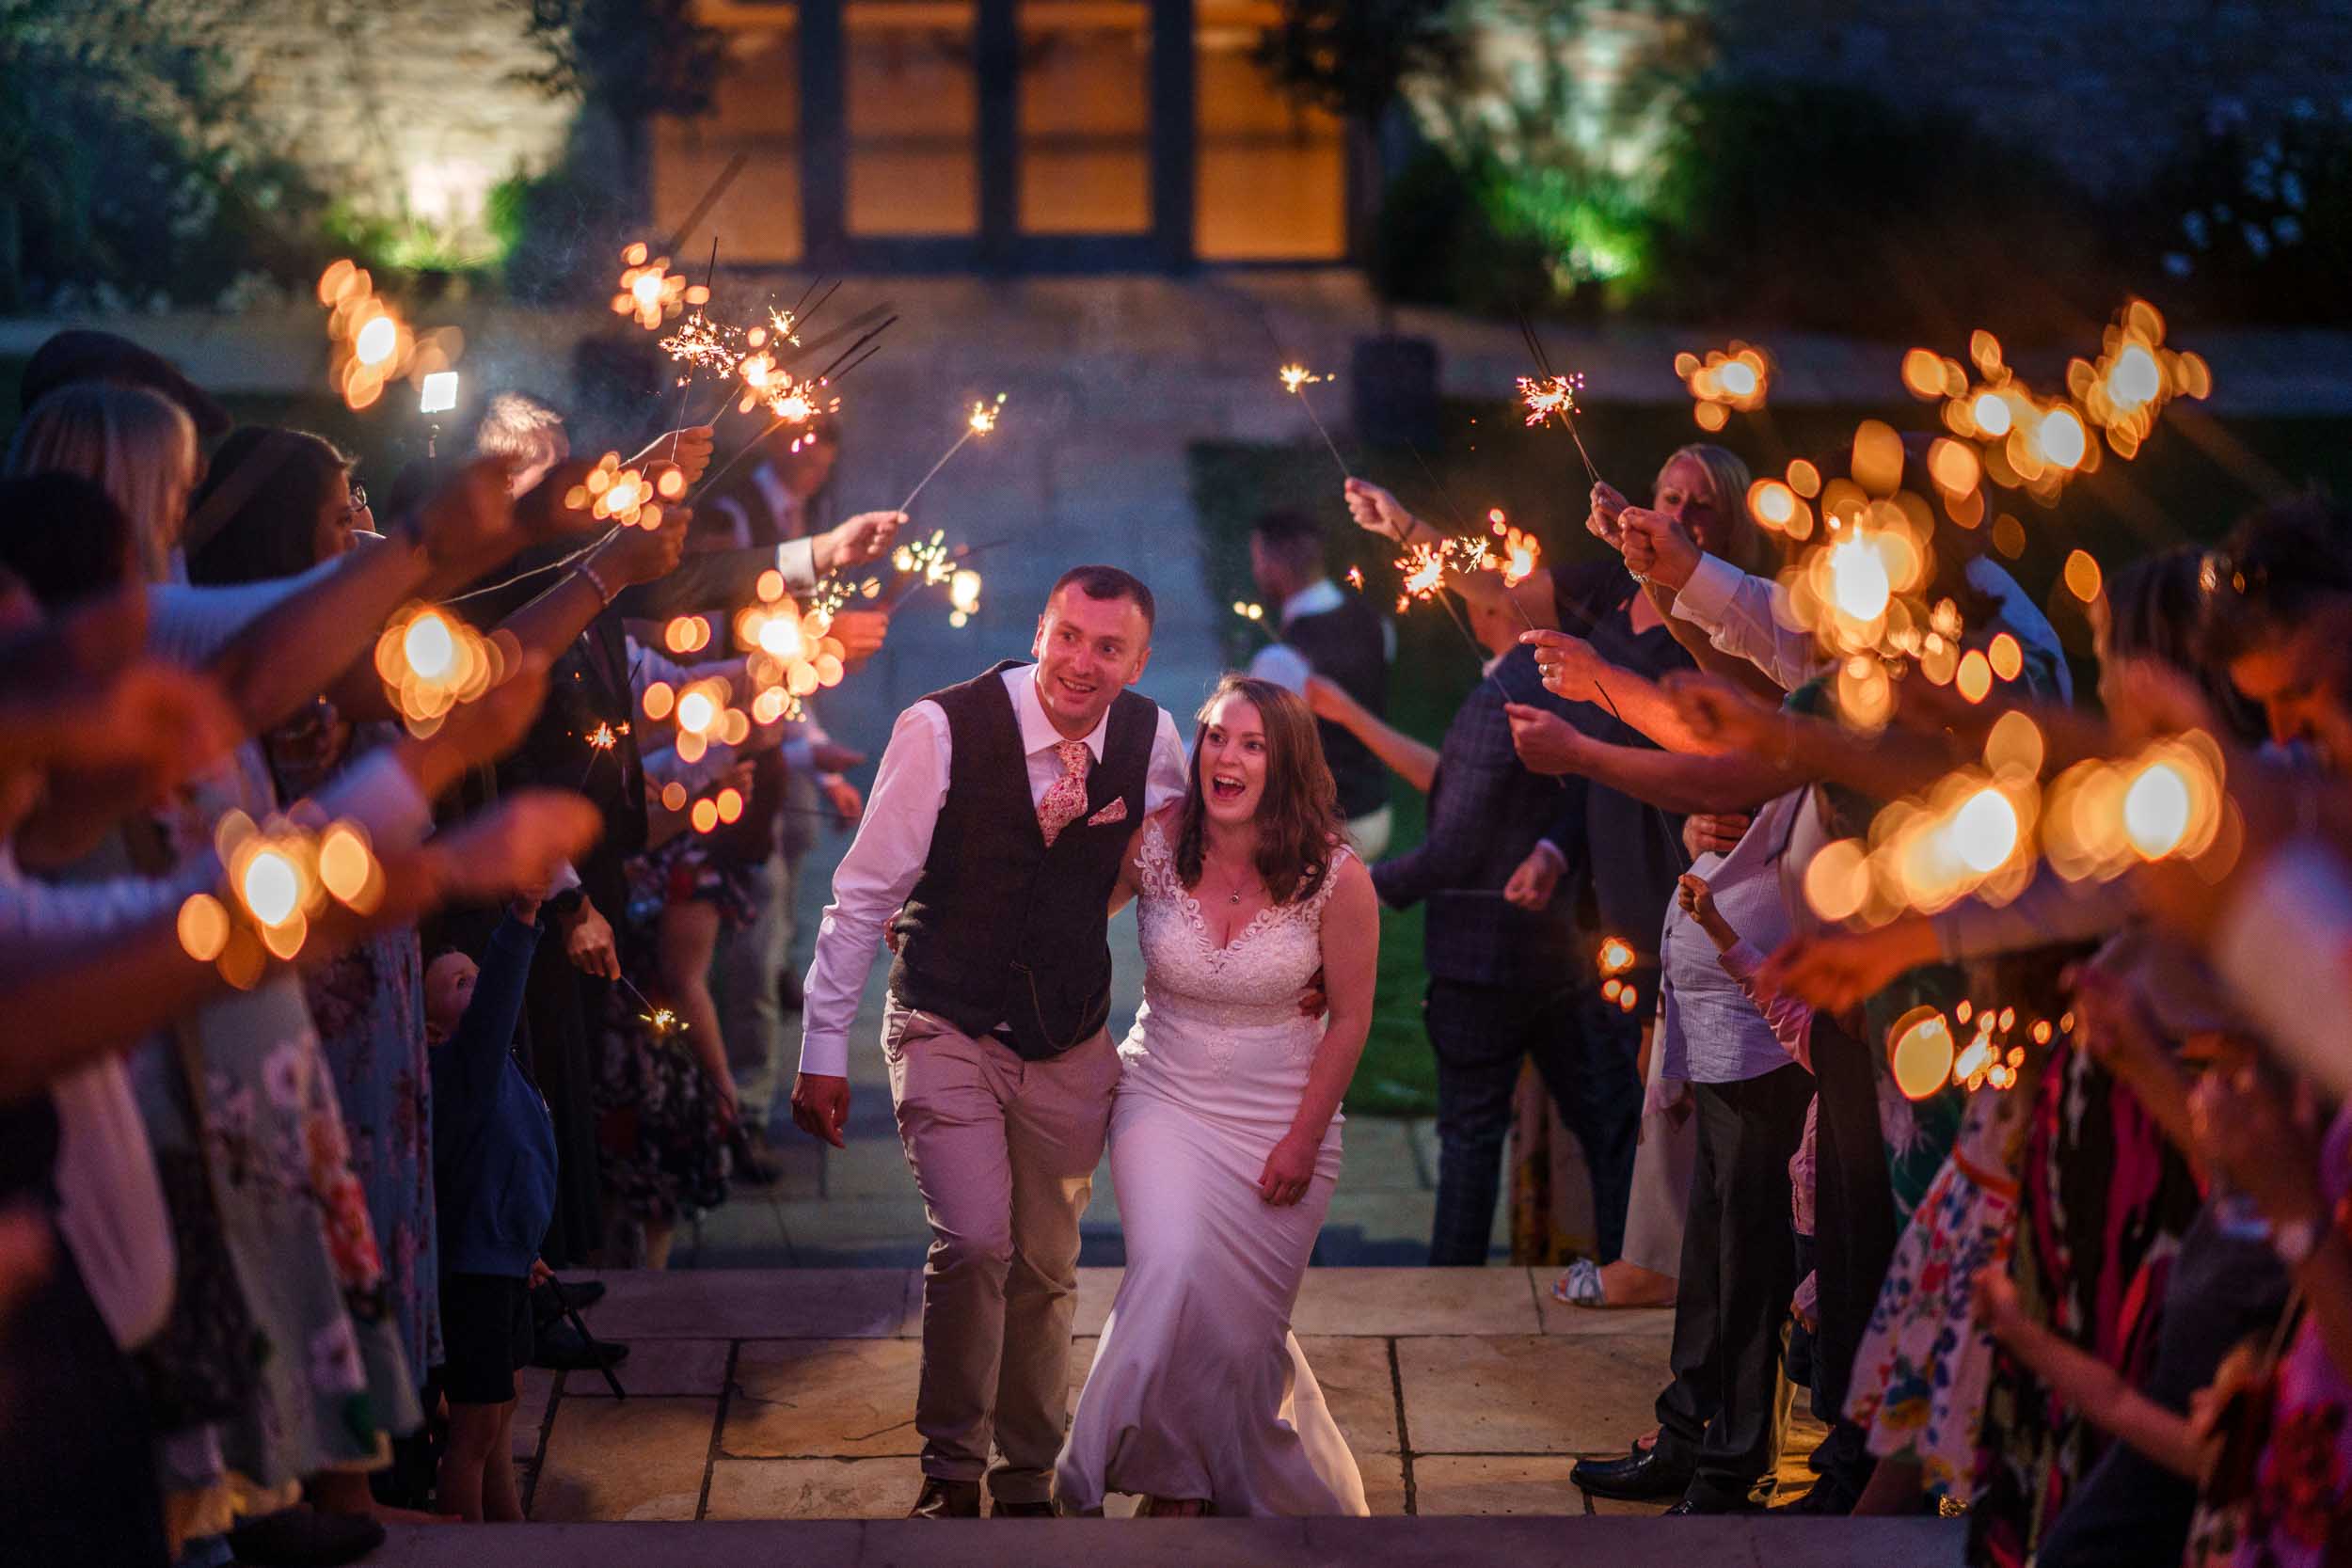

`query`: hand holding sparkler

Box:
[1616,508,1702,591]
[1755,920,1942,1013]
[1342,478,1436,549]
[589,508,691,590]
[1585,482,1630,548]
[631,427,715,491]
[1518,629,1616,707]
[1661,670,1791,758]
[813,511,907,576]
[1503,703,1591,778]
[827,609,889,671]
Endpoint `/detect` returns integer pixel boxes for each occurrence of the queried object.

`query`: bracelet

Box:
[577,557,618,609]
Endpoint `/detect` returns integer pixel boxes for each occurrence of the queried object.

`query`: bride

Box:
[1056,673,1379,1518]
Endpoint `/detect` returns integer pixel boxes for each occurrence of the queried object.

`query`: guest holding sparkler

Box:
[1245,508,1396,857]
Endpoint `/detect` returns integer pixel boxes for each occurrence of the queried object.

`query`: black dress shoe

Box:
[992,1498,1056,1518]
[1572,1445,1693,1501]
[909,1478,982,1518]
[532,1320,630,1371]
[1663,1486,1765,1515]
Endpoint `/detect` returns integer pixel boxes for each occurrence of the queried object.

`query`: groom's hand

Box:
[1297,966,1328,1019]
[791,1072,850,1148]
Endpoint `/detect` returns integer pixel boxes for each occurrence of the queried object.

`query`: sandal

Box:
[1551,1258,1604,1306]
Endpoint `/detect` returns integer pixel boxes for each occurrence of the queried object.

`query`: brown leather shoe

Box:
[992,1498,1056,1518]
[909,1478,983,1518]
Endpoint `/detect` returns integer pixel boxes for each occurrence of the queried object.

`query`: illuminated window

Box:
[653,5,804,262]
[845,0,979,237]
[1195,0,1345,261]
[1018,1,1152,234]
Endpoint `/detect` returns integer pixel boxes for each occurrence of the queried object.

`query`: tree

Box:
[519,0,723,217]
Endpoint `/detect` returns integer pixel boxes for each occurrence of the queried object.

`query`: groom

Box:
[791,565,1188,1517]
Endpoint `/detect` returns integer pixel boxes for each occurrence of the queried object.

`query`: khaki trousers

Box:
[883,999,1120,1502]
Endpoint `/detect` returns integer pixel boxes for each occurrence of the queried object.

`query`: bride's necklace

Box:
[1202,850,1260,906]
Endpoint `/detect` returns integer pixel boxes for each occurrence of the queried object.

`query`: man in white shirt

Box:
[789,565,1187,1519]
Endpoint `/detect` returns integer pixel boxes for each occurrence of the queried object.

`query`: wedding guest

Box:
[1245,508,1395,856]
[1344,564,1639,1268]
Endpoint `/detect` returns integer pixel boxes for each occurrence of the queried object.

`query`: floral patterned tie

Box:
[1036,738,1092,847]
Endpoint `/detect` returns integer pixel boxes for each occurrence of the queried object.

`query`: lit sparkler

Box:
[1279,364,1352,480]
[612,243,702,331]
[2066,298,2212,460]
[899,394,1008,513]
[178,812,383,980]
[317,260,460,412]
[563,451,679,531]
[1675,343,1771,432]
[373,604,502,736]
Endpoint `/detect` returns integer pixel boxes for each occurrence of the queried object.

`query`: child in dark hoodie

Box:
[427,896,550,1522]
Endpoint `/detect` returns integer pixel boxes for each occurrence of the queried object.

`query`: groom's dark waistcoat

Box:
[888,659,1156,1059]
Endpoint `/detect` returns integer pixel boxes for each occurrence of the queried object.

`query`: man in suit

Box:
[1244,509,1394,856]
[788,567,1190,1518]
[1366,569,1629,1266]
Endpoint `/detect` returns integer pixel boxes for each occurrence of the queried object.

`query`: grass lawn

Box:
[1191,397,2352,1117]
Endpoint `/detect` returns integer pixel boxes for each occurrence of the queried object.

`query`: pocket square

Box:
[1086,798,1128,828]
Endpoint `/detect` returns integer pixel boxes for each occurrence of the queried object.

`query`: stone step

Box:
[371,1515,1964,1566]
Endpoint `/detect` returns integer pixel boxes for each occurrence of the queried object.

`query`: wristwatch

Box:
[547,886,587,919]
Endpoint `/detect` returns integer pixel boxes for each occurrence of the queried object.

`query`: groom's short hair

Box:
[1048,564,1155,632]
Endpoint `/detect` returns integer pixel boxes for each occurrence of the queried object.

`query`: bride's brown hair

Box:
[1174,673,1345,906]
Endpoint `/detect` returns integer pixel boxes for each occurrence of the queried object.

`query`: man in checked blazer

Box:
[1368,568,1623,1266]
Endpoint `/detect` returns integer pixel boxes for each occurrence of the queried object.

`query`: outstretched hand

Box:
[1343,478,1420,544]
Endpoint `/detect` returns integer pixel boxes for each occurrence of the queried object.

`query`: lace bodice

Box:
[1122,818,1352,1094]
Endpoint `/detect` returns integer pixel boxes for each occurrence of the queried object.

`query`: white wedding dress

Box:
[1055,819,1369,1516]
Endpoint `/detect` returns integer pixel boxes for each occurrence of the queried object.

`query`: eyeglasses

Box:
[342,483,371,522]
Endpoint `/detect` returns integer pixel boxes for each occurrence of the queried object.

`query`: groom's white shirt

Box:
[797,664,1188,1077]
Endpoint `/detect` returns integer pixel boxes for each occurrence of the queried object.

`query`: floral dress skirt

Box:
[1846,1085,2026,1497]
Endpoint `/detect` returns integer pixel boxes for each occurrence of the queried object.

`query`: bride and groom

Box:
[789,563,1380,1518]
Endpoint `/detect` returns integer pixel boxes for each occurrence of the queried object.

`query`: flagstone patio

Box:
[506,1265,1831,1526]
[369,1263,1962,1564]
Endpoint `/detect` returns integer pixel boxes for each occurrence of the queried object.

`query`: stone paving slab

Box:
[1295,1268,1543,1337]
[727,1339,924,1458]
[1395,1333,1671,1456]
[372,1515,1966,1565]
[531,1397,722,1523]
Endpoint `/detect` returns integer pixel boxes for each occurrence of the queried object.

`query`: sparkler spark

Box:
[586,721,618,752]
[1345,566,1364,591]
[1277,364,1351,479]
[179,812,383,975]
[374,604,501,736]
[1517,373,1584,427]
[899,394,1007,513]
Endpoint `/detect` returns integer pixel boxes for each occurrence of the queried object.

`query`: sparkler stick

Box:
[1279,364,1353,481]
[667,236,723,460]
[899,395,1005,513]
[659,152,748,262]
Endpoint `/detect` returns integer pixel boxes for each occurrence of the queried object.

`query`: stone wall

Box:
[1706,0,2352,189]
[197,0,577,251]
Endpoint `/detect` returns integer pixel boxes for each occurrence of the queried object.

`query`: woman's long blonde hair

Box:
[1662,442,1776,576]
[6,383,198,583]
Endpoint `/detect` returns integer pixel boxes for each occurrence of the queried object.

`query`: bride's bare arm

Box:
[1259,854,1380,1205]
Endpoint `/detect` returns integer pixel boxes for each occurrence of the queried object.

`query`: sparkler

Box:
[1888,1000,2071,1100]
[564,451,682,531]
[317,260,460,412]
[1675,343,1772,432]
[899,394,1008,513]
[617,976,688,1040]
[612,242,704,331]
[374,604,503,736]
[1279,365,1353,481]
[179,813,384,981]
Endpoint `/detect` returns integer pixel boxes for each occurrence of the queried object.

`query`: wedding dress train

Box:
[1056,820,1369,1516]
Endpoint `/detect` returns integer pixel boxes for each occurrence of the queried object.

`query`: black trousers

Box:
[1806,1010,1899,1501]
[1654,1062,1813,1505]
[1423,977,1643,1267]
